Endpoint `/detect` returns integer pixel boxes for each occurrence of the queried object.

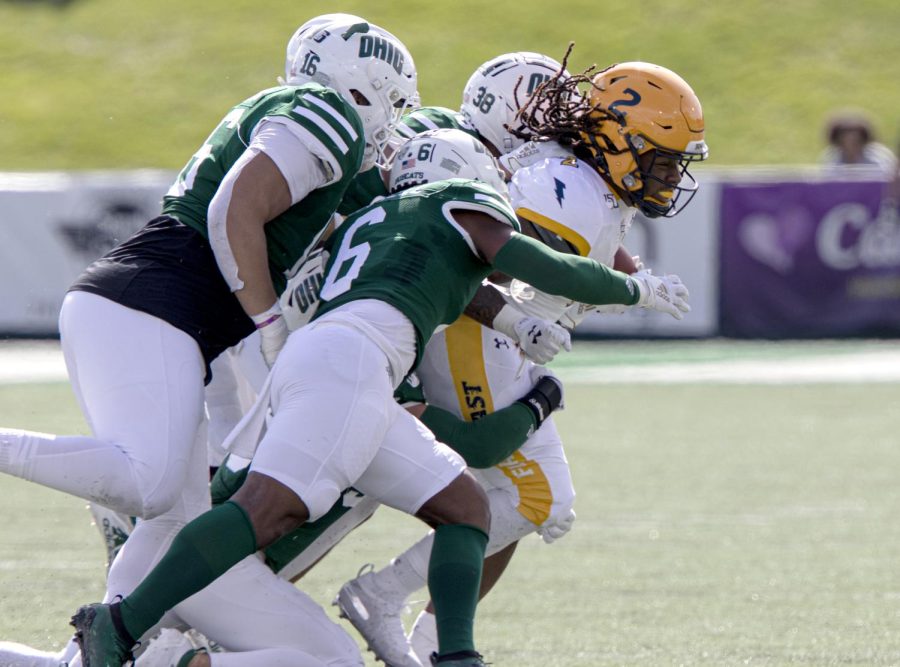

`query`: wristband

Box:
[251,302,283,329]
[515,375,563,428]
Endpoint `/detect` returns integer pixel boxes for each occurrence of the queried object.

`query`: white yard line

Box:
[0,341,68,384]
[557,350,900,384]
[1,340,899,385]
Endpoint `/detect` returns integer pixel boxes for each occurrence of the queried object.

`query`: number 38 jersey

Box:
[162,83,365,292]
[316,179,518,365]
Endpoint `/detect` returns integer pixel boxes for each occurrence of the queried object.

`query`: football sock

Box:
[428,523,488,656]
[119,501,257,641]
[176,648,203,667]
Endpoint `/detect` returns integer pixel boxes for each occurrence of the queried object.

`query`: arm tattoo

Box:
[464,283,508,326]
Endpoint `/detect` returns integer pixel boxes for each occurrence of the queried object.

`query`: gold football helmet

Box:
[580,62,708,217]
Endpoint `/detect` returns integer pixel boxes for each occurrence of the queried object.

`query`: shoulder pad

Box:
[510,157,627,262]
[264,84,366,179]
[397,106,467,139]
[439,179,519,230]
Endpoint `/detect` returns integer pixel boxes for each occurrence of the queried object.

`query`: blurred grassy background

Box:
[2,0,900,170]
[2,343,900,665]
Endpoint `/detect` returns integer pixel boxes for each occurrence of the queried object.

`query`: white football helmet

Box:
[282,14,366,83]
[287,19,418,170]
[389,128,508,197]
[461,52,568,154]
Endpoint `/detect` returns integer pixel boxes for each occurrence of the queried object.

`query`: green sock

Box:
[119,501,257,640]
[428,523,488,656]
[176,649,202,667]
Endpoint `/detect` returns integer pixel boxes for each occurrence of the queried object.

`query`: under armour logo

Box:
[494,338,510,349]
[527,324,542,345]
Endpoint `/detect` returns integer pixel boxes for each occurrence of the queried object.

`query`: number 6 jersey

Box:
[317,178,518,366]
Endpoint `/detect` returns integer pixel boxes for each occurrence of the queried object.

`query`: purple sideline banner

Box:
[720,179,900,337]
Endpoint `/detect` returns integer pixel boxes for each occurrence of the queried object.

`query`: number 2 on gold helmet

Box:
[581,62,708,218]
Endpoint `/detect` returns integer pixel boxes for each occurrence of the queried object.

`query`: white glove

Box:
[537,508,575,544]
[251,302,289,368]
[280,248,329,331]
[630,270,691,320]
[493,305,572,364]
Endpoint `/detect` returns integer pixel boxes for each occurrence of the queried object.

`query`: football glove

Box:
[629,270,691,320]
[537,508,576,544]
[280,248,329,331]
[493,305,572,364]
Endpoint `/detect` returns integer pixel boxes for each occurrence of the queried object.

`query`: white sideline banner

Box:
[0,171,175,335]
[0,168,726,338]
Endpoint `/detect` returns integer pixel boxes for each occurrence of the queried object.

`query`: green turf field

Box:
[2,1,900,170]
[1,343,898,666]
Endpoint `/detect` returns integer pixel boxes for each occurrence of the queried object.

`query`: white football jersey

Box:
[500,139,571,172]
[503,148,637,322]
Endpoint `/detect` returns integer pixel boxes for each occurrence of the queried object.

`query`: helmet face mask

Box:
[615,133,706,218]
[461,52,568,155]
[287,20,418,170]
[580,62,708,218]
[388,128,509,196]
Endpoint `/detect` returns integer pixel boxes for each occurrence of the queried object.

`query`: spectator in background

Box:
[821,109,897,174]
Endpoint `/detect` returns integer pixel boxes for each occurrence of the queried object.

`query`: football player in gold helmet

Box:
[514,58,709,218]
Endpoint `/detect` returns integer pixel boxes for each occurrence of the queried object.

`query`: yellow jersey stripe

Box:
[445,315,494,422]
[496,451,553,525]
[516,207,591,257]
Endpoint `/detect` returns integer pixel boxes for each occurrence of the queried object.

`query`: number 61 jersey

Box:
[316,178,518,367]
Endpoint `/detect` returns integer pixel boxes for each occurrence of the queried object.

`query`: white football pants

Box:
[0,291,207,518]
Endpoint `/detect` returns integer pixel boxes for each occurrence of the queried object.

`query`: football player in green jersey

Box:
[0,15,415,523]
[0,13,420,667]
[70,129,688,667]
[336,54,710,658]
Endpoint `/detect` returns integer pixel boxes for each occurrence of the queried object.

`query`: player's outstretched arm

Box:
[418,372,563,468]
[454,210,689,319]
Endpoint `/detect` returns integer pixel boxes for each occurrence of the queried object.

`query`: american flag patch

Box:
[401,157,416,169]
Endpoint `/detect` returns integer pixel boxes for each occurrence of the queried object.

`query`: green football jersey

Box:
[162,84,365,293]
[336,106,476,216]
[317,178,519,365]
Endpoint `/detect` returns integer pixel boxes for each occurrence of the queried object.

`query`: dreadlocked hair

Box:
[509,44,622,159]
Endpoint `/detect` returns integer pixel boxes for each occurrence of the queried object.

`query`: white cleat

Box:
[133,629,196,667]
[0,641,65,667]
[334,565,422,667]
[408,611,438,667]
